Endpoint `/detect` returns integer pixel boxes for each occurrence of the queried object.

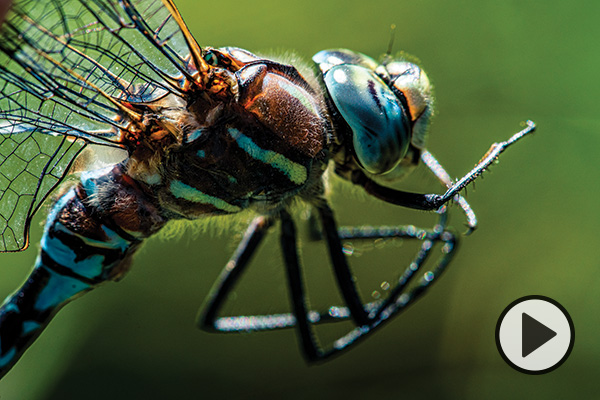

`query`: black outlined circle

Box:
[495,295,574,375]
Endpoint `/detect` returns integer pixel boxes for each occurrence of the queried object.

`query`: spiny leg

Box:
[324,216,458,358]
[443,120,536,200]
[286,211,458,360]
[316,201,370,326]
[279,209,321,361]
[197,215,275,331]
[277,205,451,361]
[201,209,350,361]
[421,149,477,233]
[349,121,536,211]
[198,205,373,335]
[339,212,455,320]
[200,210,458,361]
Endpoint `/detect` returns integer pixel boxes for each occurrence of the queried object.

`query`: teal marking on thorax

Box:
[187,129,203,143]
[170,180,242,213]
[226,128,307,185]
[143,173,162,185]
[197,149,206,158]
[275,78,320,115]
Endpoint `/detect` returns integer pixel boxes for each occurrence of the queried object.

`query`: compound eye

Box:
[203,51,219,67]
[387,62,431,121]
[324,64,411,175]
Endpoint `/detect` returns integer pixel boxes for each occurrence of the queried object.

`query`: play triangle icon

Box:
[522,312,557,358]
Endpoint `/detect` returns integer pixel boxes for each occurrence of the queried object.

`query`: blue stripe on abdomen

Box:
[41,232,105,280]
[0,165,161,379]
[21,321,40,336]
[32,264,92,311]
[0,348,16,369]
[39,187,135,281]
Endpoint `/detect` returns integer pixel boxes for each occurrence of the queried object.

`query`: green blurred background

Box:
[1,0,599,399]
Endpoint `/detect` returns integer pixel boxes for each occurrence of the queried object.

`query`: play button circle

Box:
[496,295,574,374]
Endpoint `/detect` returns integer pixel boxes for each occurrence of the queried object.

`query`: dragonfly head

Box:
[314,49,433,183]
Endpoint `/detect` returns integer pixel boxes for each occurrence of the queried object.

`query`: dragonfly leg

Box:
[279,209,322,361]
[199,205,458,362]
[197,215,275,331]
[350,122,536,211]
[315,214,458,360]
[315,201,371,326]
[420,150,477,233]
[281,209,460,361]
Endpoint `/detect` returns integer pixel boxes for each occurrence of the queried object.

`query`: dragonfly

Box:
[0,0,535,379]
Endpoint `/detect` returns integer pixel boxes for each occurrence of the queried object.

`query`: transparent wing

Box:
[0,0,200,251]
[0,128,85,252]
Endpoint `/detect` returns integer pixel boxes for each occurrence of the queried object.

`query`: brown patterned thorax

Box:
[118,47,333,220]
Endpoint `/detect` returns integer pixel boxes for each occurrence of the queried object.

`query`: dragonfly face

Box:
[313,48,432,181]
[0,0,535,379]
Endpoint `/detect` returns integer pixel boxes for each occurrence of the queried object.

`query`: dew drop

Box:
[424,271,434,282]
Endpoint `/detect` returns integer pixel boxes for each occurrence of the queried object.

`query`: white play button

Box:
[496,295,574,374]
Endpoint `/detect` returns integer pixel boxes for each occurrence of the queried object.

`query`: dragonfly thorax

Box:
[122,48,334,220]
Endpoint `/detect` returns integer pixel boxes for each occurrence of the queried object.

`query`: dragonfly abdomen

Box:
[0,164,166,378]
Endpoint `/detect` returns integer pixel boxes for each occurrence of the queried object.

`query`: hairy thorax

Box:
[121,59,333,220]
